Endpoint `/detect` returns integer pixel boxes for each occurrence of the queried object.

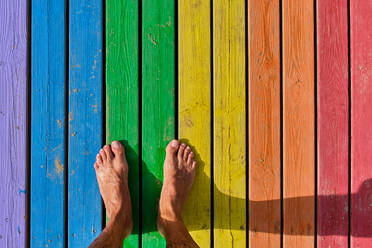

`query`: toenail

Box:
[112,141,120,149]
[181,143,186,147]
[171,140,178,147]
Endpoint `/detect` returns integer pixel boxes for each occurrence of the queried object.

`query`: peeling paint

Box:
[57,120,62,128]
[55,157,64,174]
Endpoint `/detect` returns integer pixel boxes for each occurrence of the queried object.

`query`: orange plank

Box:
[248,0,281,247]
[282,0,315,247]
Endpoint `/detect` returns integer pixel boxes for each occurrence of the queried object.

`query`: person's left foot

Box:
[94,141,133,238]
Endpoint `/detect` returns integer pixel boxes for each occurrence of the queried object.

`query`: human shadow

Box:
[121,140,372,237]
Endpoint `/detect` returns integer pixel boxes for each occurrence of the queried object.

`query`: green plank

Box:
[106,0,139,247]
[142,0,175,246]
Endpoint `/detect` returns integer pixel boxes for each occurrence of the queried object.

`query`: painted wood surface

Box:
[0,0,27,247]
[68,0,102,246]
[179,0,211,246]
[30,0,65,247]
[248,0,281,247]
[213,0,246,247]
[142,0,175,246]
[282,0,315,247]
[106,0,139,247]
[351,1,372,247]
[317,0,349,247]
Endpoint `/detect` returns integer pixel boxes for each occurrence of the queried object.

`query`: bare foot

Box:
[159,140,196,222]
[94,141,133,238]
[157,139,199,248]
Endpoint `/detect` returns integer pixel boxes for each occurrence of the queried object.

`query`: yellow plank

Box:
[213,0,246,247]
[179,0,211,247]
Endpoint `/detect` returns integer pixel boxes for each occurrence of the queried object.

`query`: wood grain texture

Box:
[30,0,65,247]
[248,0,281,247]
[351,1,372,247]
[68,0,102,246]
[142,0,175,246]
[179,0,211,246]
[0,1,27,247]
[213,0,246,247]
[106,0,139,247]
[317,0,349,247]
[282,0,315,247]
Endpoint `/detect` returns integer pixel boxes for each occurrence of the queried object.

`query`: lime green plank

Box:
[142,0,175,246]
[106,0,139,247]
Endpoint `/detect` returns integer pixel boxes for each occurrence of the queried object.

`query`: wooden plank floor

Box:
[0,1,28,247]
[142,0,175,246]
[106,0,140,247]
[317,0,349,247]
[351,1,372,247]
[68,0,103,246]
[179,0,212,246]
[5,1,372,247]
[248,0,281,247]
[31,0,65,247]
[282,1,315,247]
[213,0,246,246]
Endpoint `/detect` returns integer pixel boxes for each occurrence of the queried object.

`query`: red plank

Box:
[317,0,349,247]
[351,1,372,247]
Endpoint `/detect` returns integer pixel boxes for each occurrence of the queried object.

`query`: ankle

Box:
[157,216,185,239]
[108,211,133,239]
[158,206,182,223]
[157,217,199,248]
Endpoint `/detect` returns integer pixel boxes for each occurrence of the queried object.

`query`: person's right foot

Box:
[158,140,197,224]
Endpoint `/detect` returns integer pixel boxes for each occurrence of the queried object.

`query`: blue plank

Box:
[30,1,66,247]
[68,0,103,246]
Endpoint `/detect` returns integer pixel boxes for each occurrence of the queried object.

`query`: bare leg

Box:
[89,141,133,248]
[158,140,200,248]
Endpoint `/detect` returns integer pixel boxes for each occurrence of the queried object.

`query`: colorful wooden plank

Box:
[213,0,246,247]
[30,0,65,247]
[317,0,349,246]
[351,1,372,247]
[68,0,102,246]
[142,0,175,246]
[0,0,27,247]
[282,0,315,247]
[179,0,211,246]
[106,0,140,247]
[248,0,281,247]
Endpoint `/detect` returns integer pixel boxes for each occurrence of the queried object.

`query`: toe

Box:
[111,141,125,159]
[104,145,113,160]
[191,160,197,170]
[187,152,194,165]
[183,146,191,161]
[94,162,99,170]
[177,143,186,160]
[99,149,107,161]
[166,140,180,156]
[96,153,103,165]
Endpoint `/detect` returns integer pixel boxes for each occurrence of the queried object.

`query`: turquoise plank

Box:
[30,0,65,247]
[68,0,103,246]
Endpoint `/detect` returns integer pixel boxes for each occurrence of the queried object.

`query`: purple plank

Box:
[0,0,28,247]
